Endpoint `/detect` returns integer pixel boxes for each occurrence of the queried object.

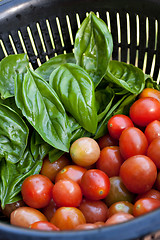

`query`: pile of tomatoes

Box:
[5,88,160,231]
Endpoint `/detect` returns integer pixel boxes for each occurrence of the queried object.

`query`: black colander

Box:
[1,0,160,239]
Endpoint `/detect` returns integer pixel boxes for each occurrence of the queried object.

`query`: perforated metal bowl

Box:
[1,0,160,239]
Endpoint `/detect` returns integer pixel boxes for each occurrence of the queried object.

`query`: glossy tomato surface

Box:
[144,120,160,144]
[80,169,110,200]
[139,88,160,102]
[120,155,157,194]
[97,134,119,150]
[21,174,53,209]
[105,212,134,226]
[147,137,160,169]
[107,114,134,140]
[30,221,59,231]
[119,127,148,159]
[133,198,160,217]
[129,97,160,126]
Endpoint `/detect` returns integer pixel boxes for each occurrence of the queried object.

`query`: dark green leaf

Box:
[74,12,113,87]
[0,147,42,208]
[113,94,137,116]
[145,74,160,90]
[0,54,29,99]
[35,53,76,82]
[15,69,71,152]
[0,103,29,163]
[49,63,98,134]
[104,60,145,94]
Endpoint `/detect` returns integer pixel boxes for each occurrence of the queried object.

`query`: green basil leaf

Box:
[74,12,113,87]
[49,63,98,134]
[0,54,29,99]
[36,53,76,82]
[0,147,42,208]
[145,74,160,90]
[0,103,29,163]
[30,131,52,161]
[94,95,128,139]
[0,97,22,117]
[113,94,137,116]
[48,148,64,163]
[104,60,145,94]
[15,69,71,152]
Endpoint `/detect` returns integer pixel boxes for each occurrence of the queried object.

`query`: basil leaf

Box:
[30,131,52,161]
[0,97,22,117]
[49,63,98,134]
[36,53,76,82]
[104,60,145,94]
[0,54,29,99]
[145,74,160,90]
[0,148,42,208]
[0,103,29,163]
[113,94,137,116]
[74,12,113,87]
[49,148,65,163]
[15,69,71,152]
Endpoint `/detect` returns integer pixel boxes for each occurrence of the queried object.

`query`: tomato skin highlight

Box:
[147,137,160,169]
[107,114,134,140]
[105,212,134,226]
[80,169,110,200]
[120,155,157,194]
[21,174,53,209]
[30,221,60,231]
[129,97,160,127]
[133,198,160,217]
[119,127,148,160]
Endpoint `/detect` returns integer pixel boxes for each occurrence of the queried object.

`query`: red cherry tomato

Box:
[107,114,134,140]
[119,127,148,160]
[129,97,160,127]
[41,199,57,221]
[97,134,119,150]
[144,120,160,144]
[135,189,160,202]
[147,137,160,169]
[74,223,98,230]
[120,155,157,194]
[139,88,160,102]
[21,174,53,209]
[55,165,87,184]
[10,207,47,228]
[30,221,59,231]
[96,146,124,177]
[133,198,160,217]
[105,212,134,226]
[50,207,86,230]
[80,169,110,200]
[52,179,82,207]
[70,137,100,167]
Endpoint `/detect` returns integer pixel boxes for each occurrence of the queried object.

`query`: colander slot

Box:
[126,13,131,64]
[118,12,128,63]
[46,19,56,56]
[135,14,140,67]
[66,15,74,46]
[116,12,121,62]
[76,13,81,29]
[8,35,18,55]
[109,11,118,61]
[106,11,111,33]
[0,39,8,58]
[36,23,49,62]
[129,13,137,66]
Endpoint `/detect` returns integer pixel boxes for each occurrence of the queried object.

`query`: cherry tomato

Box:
[30,221,59,231]
[78,198,109,223]
[55,165,87,184]
[10,207,47,228]
[107,114,134,140]
[74,223,98,230]
[80,169,110,200]
[52,179,82,207]
[133,198,160,217]
[21,174,53,209]
[129,97,160,127]
[144,120,160,144]
[50,207,86,230]
[2,200,26,218]
[104,176,134,207]
[97,134,119,150]
[139,88,160,102]
[147,137,160,169]
[40,154,70,182]
[119,127,148,160]
[108,201,134,217]
[41,199,57,221]
[70,137,100,167]
[135,189,160,202]
[105,212,134,226]
[120,155,157,194]
[96,146,123,177]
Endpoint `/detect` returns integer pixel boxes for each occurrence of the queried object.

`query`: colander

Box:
[1,0,160,239]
